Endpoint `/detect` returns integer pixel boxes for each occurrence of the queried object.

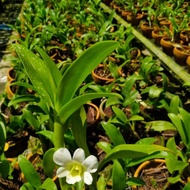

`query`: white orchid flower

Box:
[53,148,98,185]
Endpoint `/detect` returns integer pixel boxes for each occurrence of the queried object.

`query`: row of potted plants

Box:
[107,0,190,69]
[1,0,190,189]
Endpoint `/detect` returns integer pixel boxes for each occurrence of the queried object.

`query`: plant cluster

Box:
[1,0,190,190]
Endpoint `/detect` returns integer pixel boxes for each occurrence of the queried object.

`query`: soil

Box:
[138,162,169,190]
[85,104,98,125]
[94,66,113,79]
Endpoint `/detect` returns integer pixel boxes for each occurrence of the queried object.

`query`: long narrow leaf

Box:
[168,113,187,146]
[100,144,173,169]
[58,92,122,124]
[71,108,90,155]
[13,44,57,107]
[35,46,62,87]
[18,155,41,188]
[101,121,126,146]
[112,160,126,190]
[55,41,119,111]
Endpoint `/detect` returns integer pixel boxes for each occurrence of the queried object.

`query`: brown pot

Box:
[160,37,183,56]
[186,56,190,72]
[85,102,100,127]
[7,67,16,82]
[5,81,16,99]
[132,159,169,190]
[158,18,171,28]
[152,29,167,46]
[125,12,144,26]
[92,64,120,85]
[99,98,114,121]
[140,22,157,39]
[180,30,190,45]
[173,45,190,65]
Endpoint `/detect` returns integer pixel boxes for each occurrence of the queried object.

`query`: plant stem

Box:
[54,119,69,189]
[54,120,65,149]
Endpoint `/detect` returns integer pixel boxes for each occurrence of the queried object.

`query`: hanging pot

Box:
[173,45,190,65]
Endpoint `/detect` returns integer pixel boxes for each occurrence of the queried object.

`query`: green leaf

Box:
[179,108,190,147]
[0,160,10,179]
[129,115,144,121]
[40,178,58,190]
[97,175,107,190]
[121,74,142,98]
[58,92,122,124]
[112,160,126,190]
[145,120,176,132]
[168,174,182,184]
[166,137,177,154]
[20,182,34,190]
[8,94,40,107]
[149,85,163,99]
[0,121,6,155]
[168,113,187,146]
[136,137,158,145]
[71,107,90,156]
[10,81,36,92]
[100,144,173,169]
[36,130,54,145]
[18,155,41,188]
[161,73,168,92]
[166,157,188,174]
[55,41,119,111]
[35,46,62,88]
[22,109,41,131]
[123,90,139,107]
[13,44,56,107]
[169,95,182,114]
[128,151,171,167]
[112,106,128,124]
[101,122,126,146]
[127,177,145,187]
[183,182,190,190]
[43,148,55,178]
[96,142,112,154]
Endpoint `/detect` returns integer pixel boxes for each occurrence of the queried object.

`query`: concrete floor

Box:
[0,0,23,94]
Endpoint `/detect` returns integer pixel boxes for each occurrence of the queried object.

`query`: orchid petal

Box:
[73,148,85,162]
[66,173,82,184]
[56,167,69,178]
[53,148,71,166]
[84,172,93,185]
[83,155,98,173]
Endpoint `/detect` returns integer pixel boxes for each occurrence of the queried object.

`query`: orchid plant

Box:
[10,40,177,190]
[12,41,121,189]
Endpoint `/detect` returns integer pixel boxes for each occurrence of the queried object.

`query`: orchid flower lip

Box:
[53,148,98,185]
